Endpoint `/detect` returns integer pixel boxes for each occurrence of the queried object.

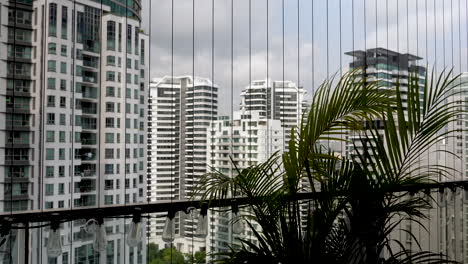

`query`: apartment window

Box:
[107,56,115,66]
[114,21,120,50]
[58,183,64,195]
[47,113,55,125]
[127,25,132,53]
[46,166,54,178]
[45,184,54,196]
[61,6,67,39]
[126,73,131,84]
[7,45,32,59]
[47,60,56,72]
[126,58,131,69]
[106,102,115,112]
[47,96,55,107]
[57,80,65,92]
[105,118,114,128]
[60,97,66,108]
[106,86,115,97]
[105,149,114,159]
[105,133,114,143]
[107,21,116,50]
[8,29,32,42]
[126,88,131,99]
[60,45,67,56]
[135,26,139,55]
[46,148,54,160]
[60,62,67,74]
[49,3,57,36]
[106,71,115,81]
[104,195,113,205]
[125,118,130,129]
[134,75,139,84]
[48,43,56,54]
[59,114,66,125]
[46,131,55,142]
[58,166,65,177]
[45,202,53,209]
[59,131,65,143]
[75,66,83,79]
[59,148,65,160]
[58,201,64,208]
[105,164,114,174]
[126,103,131,113]
[8,9,32,25]
[140,39,145,65]
[47,78,56,89]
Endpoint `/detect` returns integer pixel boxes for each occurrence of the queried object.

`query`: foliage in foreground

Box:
[147,243,206,264]
[196,70,463,263]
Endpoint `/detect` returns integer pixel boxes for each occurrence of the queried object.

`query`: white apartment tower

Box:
[206,110,284,258]
[148,76,218,253]
[0,0,148,263]
[240,79,306,147]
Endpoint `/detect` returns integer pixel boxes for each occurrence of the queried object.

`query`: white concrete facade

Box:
[0,0,148,262]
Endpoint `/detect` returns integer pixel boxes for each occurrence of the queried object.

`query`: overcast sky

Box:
[140,0,468,115]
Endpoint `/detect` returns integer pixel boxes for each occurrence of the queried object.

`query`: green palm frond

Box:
[356,70,463,184]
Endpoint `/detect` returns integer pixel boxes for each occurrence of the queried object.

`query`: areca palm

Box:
[196,69,463,263]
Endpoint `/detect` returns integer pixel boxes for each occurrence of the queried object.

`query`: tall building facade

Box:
[148,76,218,253]
[344,48,426,159]
[240,79,306,147]
[206,110,284,259]
[0,0,148,263]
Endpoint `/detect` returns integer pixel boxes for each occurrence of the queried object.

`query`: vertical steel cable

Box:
[170,0,174,260]
[266,0,269,156]
[415,0,422,246]
[375,0,377,51]
[457,0,463,259]
[98,0,103,210]
[386,0,389,88]
[39,1,48,262]
[147,0,152,261]
[311,0,314,96]
[425,0,431,251]
[124,0,129,261]
[9,0,18,262]
[282,0,285,151]
[70,0,77,261]
[191,0,195,260]
[434,0,441,255]
[297,0,301,233]
[449,0,457,257]
[396,0,402,244]
[229,0,235,251]
[297,0,300,128]
[326,0,329,79]
[211,0,215,254]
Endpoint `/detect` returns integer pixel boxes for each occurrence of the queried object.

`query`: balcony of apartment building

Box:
[3,182,30,201]
[74,179,96,194]
[5,114,31,131]
[5,96,31,114]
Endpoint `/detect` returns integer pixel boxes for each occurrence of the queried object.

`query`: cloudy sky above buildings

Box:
[140,0,468,114]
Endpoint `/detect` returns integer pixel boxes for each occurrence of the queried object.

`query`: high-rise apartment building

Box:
[206,110,284,259]
[148,76,218,253]
[0,0,148,263]
[344,48,426,159]
[240,79,306,147]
